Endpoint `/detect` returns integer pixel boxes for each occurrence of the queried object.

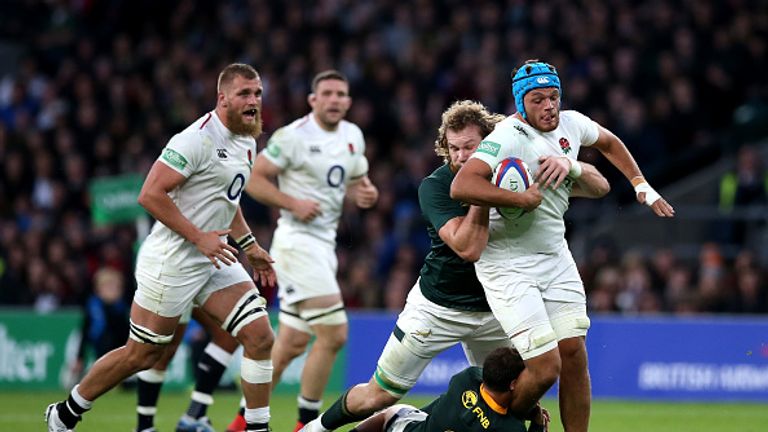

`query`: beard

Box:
[226,105,263,137]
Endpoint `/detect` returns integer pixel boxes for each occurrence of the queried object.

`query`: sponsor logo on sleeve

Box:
[477,140,501,157]
[162,148,188,170]
[266,141,281,158]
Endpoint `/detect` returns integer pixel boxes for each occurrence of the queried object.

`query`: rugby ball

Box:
[491,157,533,219]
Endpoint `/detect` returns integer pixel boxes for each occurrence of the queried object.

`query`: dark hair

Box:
[482,347,525,393]
[217,63,259,92]
[311,69,348,92]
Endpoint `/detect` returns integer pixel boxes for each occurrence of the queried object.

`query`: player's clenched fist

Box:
[352,177,379,209]
[520,183,543,212]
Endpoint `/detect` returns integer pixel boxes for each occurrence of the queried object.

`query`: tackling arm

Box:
[438,206,489,262]
[450,159,542,211]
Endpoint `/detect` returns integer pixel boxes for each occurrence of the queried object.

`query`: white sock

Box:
[71,385,93,410]
[244,406,270,424]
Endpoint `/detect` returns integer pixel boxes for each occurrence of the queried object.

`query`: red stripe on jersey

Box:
[199,112,212,129]
[296,114,311,128]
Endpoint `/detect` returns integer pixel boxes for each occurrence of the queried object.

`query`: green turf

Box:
[4,389,766,432]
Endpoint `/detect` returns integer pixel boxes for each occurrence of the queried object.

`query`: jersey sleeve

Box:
[262,127,295,169]
[418,175,465,232]
[158,132,208,177]
[469,123,519,170]
[349,126,368,179]
[570,111,600,146]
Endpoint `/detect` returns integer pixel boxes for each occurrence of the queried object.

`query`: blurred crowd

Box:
[1,0,767,316]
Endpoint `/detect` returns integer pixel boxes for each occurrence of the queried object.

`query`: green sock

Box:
[320,390,368,430]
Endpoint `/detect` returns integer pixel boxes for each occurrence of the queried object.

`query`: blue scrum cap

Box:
[511,62,561,119]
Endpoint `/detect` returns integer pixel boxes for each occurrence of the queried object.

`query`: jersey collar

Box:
[480,384,507,415]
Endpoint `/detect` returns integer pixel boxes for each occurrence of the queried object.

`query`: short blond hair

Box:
[434,100,506,163]
[217,63,259,92]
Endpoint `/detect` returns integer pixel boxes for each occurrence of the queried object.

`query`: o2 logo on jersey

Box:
[227,173,246,200]
[326,165,346,188]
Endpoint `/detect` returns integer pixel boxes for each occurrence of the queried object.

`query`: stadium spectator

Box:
[0,0,767,317]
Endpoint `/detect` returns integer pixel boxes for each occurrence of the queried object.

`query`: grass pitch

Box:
[3,389,766,432]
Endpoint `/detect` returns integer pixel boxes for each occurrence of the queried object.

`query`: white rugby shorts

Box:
[134,258,253,318]
[475,247,590,359]
[271,231,339,305]
[375,281,509,394]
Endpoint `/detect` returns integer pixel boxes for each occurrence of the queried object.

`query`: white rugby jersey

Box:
[470,110,599,259]
[262,114,368,244]
[139,111,256,271]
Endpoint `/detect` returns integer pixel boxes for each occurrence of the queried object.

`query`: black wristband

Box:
[236,232,256,251]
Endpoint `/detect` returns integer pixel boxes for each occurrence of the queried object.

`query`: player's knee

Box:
[527,349,562,388]
[316,327,347,352]
[558,337,588,367]
[126,344,167,371]
[222,289,268,338]
[238,321,274,358]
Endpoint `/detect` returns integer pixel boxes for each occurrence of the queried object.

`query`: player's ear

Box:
[218,91,227,108]
[308,93,316,108]
[509,378,517,392]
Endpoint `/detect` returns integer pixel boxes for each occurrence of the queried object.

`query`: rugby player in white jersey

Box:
[234,70,378,432]
[301,101,609,432]
[45,63,277,432]
[451,60,675,432]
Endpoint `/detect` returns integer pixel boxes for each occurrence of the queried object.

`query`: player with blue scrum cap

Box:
[451,60,674,432]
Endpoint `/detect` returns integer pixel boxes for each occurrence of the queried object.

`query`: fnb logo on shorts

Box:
[477,141,501,157]
[536,76,550,84]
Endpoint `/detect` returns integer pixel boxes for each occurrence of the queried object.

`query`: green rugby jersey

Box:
[404,367,527,432]
[417,164,490,312]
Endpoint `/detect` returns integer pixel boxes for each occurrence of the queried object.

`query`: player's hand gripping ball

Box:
[491,157,533,219]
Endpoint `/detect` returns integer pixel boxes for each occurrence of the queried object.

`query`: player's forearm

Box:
[228,206,251,239]
[138,189,202,243]
[451,173,529,208]
[245,174,296,210]
[447,206,489,262]
[570,162,610,198]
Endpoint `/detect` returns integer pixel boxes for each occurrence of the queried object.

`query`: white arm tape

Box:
[567,159,583,178]
[634,182,661,205]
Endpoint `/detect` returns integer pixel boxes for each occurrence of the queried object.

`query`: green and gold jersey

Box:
[405,367,527,432]
[417,164,490,312]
